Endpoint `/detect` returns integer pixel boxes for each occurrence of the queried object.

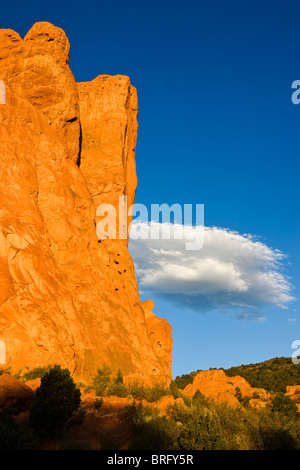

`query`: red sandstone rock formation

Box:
[181,369,270,408]
[0,22,172,385]
[286,385,300,411]
[0,373,34,411]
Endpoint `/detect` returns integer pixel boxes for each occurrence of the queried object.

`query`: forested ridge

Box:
[174,357,300,393]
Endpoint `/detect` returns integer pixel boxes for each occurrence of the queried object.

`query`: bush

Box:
[126,392,300,451]
[169,402,193,425]
[124,382,169,402]
[114,369,124,384]
[107,382,128,397]
[172,372,199,390]
[235,386,250,408]
[178,413,228,450]
[0,367,11,376]
[88,368,171,402]
[91,365,112,396]
[126,381,145,400]
[168,381,186,400]
[127,403,180,450]
[22,366,52,381]
[143,384,169,402]
[29,365,81,440]
[192,390,211,408]
[271,393,299,418]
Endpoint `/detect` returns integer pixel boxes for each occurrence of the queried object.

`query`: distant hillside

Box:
[225,357,300,393]
[174,357,300,393]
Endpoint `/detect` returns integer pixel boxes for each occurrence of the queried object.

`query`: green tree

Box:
[29,364,81,439]
[106,368,128,396]
[114,369,124,384]
[178,414,228,450]
[91,365,112,396]
[23,366,52,381]
[271,393,299,418]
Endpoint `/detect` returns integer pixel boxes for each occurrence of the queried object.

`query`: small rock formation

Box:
[0,22,172,385]
[0,373,34,411]
[286,385,300,411]
[0,23,80,162]
[154,395,187,414]
[181,369,270,408]
[142,300,173,379]
[286,385,300,395]
[24,378,41,392]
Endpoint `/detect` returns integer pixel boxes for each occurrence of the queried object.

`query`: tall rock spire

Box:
[0,22,172,384]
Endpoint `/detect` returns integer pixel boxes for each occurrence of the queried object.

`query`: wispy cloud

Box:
[129,222,295,319]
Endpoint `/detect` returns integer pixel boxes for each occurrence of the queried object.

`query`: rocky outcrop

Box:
[286,385,300,396]
[181,369,270,408]
[0,23,80,163]
[154,395,187,414]
[142,300,173,379]
[286,385,300,411]
[0,22,172,385]
[78,74,138,220]
[24,378,41,392]
[0,373,34,411]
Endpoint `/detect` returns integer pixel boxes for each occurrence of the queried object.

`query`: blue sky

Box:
[2,0,300,376]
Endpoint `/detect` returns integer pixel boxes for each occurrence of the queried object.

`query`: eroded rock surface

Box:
[0,22,172,385]
[182,369,270,408]
[0,373,34,411]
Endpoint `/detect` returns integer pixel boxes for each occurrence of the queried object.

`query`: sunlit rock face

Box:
[0,22,172,384]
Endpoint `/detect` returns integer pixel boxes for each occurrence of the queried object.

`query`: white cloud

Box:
[129,222,295,318]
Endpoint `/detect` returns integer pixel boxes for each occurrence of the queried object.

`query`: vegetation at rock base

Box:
[22,365,53,381]
[82,366,300,450]
[0,360,300,450]
[127,404,180,450]
[87,364,188,403]
[0,365,81,449]
[126,391,300,450]
[89,364,112,396]
[172,371,200,390]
